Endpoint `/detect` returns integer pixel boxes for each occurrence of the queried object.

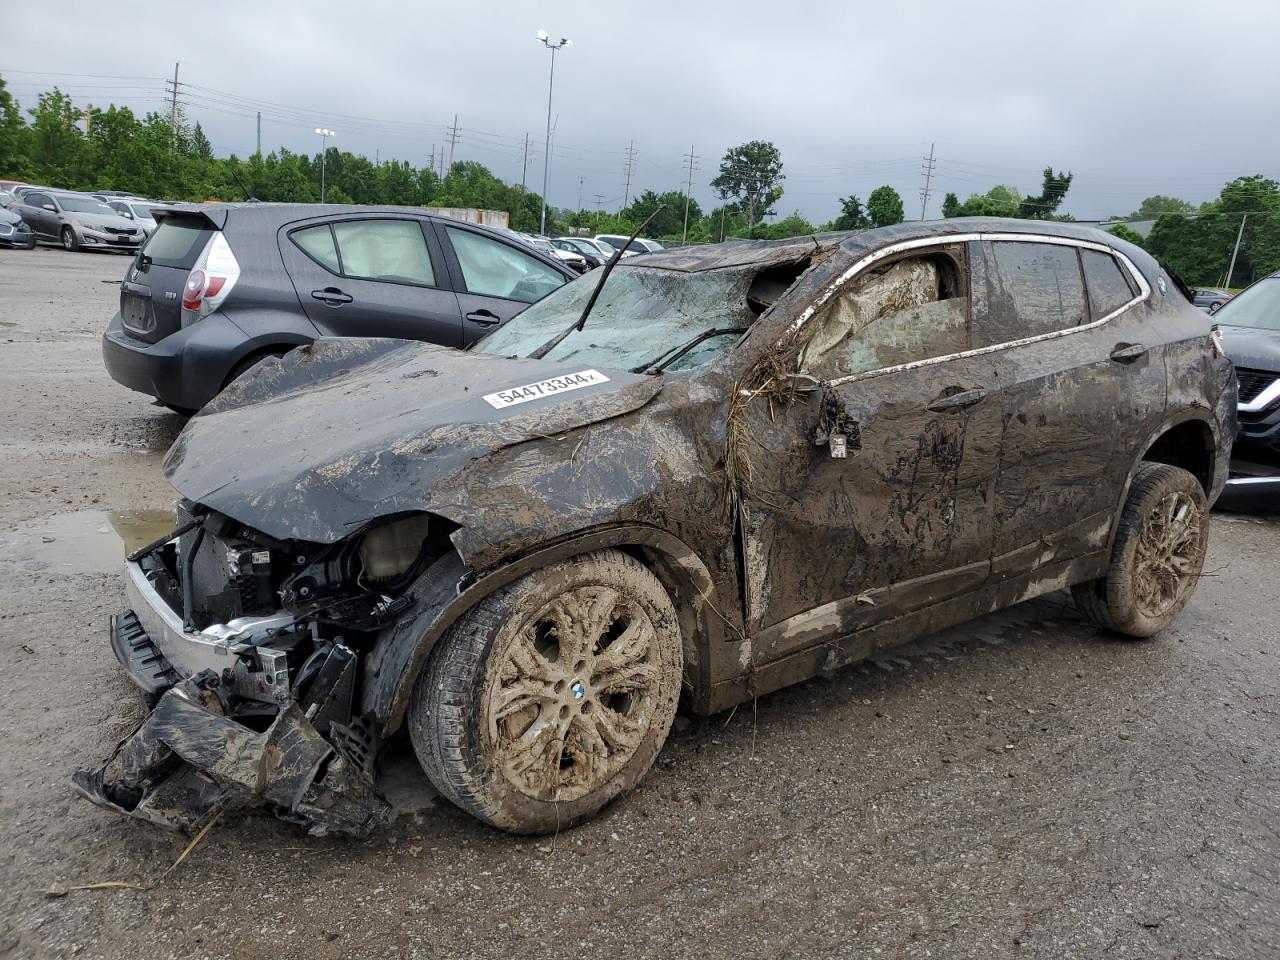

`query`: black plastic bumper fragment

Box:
[109,611,181,701]
[72,671,391,837]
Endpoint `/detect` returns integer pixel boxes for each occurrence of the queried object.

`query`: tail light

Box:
[181,232,240,326]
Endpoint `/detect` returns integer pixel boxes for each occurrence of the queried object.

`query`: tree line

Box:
[2,77,1274,281]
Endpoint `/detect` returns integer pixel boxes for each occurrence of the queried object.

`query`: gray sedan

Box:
[106,198,169,237]
[1193,287,1233,312]
[10,190,143,252]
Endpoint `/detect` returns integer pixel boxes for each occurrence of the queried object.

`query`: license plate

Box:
[122,290,152,332]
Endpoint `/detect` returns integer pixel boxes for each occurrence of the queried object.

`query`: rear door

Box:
[17,192,54,238]
[278,214,465,346]
[434,222,571,344]
[120,213,216,343]
[972,238,1158,575]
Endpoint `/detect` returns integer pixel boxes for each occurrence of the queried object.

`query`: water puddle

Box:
[2,508,177,576]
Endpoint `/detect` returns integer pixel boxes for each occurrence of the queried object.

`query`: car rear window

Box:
[140,217,214,269]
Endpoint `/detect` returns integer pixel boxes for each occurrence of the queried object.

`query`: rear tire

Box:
[409,549,682,834]
[1072,463,1209,638]
[61,226,79,252]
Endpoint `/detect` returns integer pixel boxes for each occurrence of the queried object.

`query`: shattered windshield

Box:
[475,264,761,372]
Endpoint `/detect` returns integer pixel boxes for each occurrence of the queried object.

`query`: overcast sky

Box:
[4,0,1278,224]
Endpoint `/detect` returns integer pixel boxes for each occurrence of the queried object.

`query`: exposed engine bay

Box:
[73,502,450,835]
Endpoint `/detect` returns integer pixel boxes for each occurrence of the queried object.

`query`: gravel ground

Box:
[1,248,1278,960]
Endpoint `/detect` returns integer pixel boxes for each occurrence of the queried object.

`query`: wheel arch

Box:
[1104,410,1222,555]
[363,523,729,737]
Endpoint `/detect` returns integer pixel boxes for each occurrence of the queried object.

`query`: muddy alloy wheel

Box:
[61,226,78,252]
[1072,463,1209,638]
[409,549,682,834]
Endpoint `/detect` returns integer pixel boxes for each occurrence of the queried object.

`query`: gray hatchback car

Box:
[102,204,577,412]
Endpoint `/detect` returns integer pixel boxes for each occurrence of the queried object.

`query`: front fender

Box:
[361,524,733,736]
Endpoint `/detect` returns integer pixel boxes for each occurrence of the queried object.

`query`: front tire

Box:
[1072,463,1209,637]
[409,549,682,834]
[61,226,79,252]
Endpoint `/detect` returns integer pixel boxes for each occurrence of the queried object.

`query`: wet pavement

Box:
[1,249,1279,960]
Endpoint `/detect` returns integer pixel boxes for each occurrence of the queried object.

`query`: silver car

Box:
[106,198,168,237]
[10,190,143,252]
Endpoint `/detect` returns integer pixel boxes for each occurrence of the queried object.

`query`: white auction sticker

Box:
[483,369,611,409]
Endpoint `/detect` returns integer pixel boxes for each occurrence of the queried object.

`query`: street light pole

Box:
[314,127,335,201]
[536,30,571,235]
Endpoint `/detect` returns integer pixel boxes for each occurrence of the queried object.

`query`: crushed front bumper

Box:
[73,671,389,836]
[75,556,391,836]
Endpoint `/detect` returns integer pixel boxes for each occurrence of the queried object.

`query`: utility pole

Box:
[1225,212,1248,289]
[577,175,585,211]
[446,114,460,173]
[521,133,530,190]
[166,62,180,150]
[622,140,637,211]
[85,103,93,137]
[919,142,936,220]
[681,144,699,244]
[593,193,605,231]
[428,145,436,178]
[375,148,380,167]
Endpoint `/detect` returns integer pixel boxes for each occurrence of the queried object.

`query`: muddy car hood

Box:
[164,338,663,543]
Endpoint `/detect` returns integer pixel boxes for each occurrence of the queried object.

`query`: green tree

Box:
[1018,167,1073,219]
[867,185,905,227]
[622,189,700,238]
[710,140,784,230]
[941,192,960,218]
[1127,195,1195,221]
[753,211,815,240]
[1106,223,1147,248]
[831,195,869,230]
[0,77,30,176]
[187,121,213,160]
[28,88,85,187]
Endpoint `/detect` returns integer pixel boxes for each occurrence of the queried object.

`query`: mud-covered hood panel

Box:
[164,338,662,543]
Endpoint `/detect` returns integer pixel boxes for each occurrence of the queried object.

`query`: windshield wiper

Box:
[528,206,665,361]
[629,327,748,375]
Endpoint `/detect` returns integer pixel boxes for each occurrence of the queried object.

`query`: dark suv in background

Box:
[1215,272,1280,508]
[102,204,576,412]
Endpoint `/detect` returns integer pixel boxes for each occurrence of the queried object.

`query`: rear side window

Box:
[333,219,434,286]
[1082,250,1137,318]
[974,241,1086,347]
[445,226,566,303]
[140,218,214,269]
[291,224,341,273]
[292,219,436,286]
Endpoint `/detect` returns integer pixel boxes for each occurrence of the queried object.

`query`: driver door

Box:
[736,244,1003,657]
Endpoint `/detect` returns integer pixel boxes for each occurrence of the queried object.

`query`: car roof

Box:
[628,217,1144,273]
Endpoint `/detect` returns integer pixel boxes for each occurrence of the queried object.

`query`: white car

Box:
[106,198,170,237]
[595,234,665,257]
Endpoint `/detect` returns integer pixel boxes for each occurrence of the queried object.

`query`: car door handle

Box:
[926,387,987,412]
[1109,342,1147,364]
[311,287,353,305]
[465,309,502,326]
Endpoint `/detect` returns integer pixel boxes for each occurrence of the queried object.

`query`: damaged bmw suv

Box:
[76,218,1236,837]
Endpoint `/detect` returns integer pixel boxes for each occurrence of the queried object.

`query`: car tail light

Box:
[181,232,240,326]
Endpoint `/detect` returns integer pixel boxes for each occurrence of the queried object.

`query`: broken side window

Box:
[797,252,969,379]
